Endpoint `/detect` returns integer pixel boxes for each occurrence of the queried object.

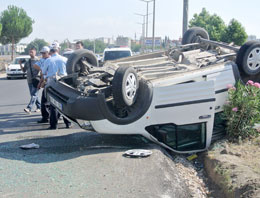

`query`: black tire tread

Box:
[66,49,98,74]
[236,41,260,75]
[182,27,209,45]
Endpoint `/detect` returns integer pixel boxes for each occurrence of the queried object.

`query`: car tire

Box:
[112,66,139,107]
[66,49,99,74]
[7,76,11,80]
[236,41,260,75]
[182,27,209,45]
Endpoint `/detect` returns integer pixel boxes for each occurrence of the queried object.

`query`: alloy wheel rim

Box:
[247,47,260,71]
[125,73,137,101]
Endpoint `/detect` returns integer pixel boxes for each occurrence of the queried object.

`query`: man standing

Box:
[42,42,71,129]
[75,41,84,50]
[20,47,40,114]
[33,46,50,123]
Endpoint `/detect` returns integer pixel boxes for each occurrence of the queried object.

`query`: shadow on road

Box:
[0,131,154,164]
[0,112,44,134]
[0,75,25,81]
[0,103,27,108]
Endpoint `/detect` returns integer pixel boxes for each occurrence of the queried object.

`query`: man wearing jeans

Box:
[20,47,40,114]
[42,42,71,129]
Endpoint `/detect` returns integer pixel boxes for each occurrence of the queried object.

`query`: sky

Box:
[0,0,260,44]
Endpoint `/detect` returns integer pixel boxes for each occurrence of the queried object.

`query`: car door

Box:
[147,80,216,152]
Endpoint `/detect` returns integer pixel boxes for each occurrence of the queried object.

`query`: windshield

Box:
[14,58,29,64]
[104,51,131,61]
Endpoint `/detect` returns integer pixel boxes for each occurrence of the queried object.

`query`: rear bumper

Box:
[46,78,153,125]
[46,80,105,121]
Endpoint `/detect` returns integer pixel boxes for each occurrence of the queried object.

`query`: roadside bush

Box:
[223,80,260,140]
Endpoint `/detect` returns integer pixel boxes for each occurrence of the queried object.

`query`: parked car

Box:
[102,47,132,62]
[6,56,30,79]
[46,27,260,153]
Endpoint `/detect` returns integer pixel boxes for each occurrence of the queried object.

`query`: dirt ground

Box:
[204,137,260,198]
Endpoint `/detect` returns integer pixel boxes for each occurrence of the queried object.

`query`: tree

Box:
[131,43,141,52]
[94,40,106,54]
[23,38,48,55]
[81,39,106,53]
[189,8,247,45]
[0,5,34,60]
[189,8,226,41]
[0,23,2,36]
[82,39,94,51]
[222,19,247,46]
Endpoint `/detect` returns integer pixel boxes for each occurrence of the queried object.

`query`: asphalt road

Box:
[0,74,191,198]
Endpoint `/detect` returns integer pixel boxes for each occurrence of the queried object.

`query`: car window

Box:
[146,122,206,151]
[104,51,131,61]
[14,58,29,64]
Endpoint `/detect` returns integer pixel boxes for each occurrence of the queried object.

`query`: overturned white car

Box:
[46,27,260,153]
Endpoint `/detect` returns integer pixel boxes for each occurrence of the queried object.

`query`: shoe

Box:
[24,108,31,114]
[66,124,72,129]
[37,119,49,123]
[47,126,57,130]
[35,109,41,113]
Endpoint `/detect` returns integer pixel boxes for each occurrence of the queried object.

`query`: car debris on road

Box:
[20,143,40,150]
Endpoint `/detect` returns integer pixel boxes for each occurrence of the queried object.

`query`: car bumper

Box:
[46,78,153,126]
[6,71,26,77]
[46,79,106,121]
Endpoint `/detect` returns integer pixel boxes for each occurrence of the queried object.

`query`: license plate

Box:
[49,96,62,110]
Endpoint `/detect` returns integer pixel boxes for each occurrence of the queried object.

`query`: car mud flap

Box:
[97,79,153,125]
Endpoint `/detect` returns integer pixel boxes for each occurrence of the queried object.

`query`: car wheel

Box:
[236,41,260,75]
[182,27,209,45]
[66,49,99,74]
[112,66,139,107]
[7,76,11,80]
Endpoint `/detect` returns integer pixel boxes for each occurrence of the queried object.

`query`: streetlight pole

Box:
[183,0,189,36]
[140,0,153,39]
[135,13,146,52]
[152,0,155,51]
[93,39,96,54]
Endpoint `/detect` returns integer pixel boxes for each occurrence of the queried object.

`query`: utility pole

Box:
[183,0,189,36]
[140,0,153,39]
[93,39,96,54]
[152,0,155,51]
[135,13,146,52]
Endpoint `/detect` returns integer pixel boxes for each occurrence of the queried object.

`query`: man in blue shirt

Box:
[33,46,50,123]
[42,42,71,130]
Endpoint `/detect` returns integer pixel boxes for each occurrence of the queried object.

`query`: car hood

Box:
[7,64,21,69]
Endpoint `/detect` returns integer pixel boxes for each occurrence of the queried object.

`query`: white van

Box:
[103,47,132,62]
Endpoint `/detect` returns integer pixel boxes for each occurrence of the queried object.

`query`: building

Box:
[0,43,27,55]
[247,35,260,42]
[116,36,131,48]
[96,37,115,45]
[144,37,162,47]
